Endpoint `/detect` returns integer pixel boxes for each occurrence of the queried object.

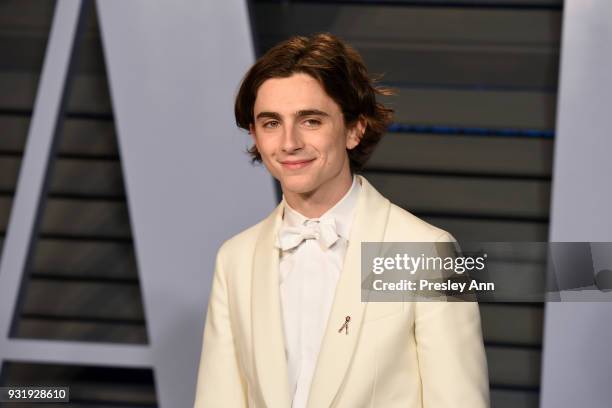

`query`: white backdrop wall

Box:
[541,1,612,407]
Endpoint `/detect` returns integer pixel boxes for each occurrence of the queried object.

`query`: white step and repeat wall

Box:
[542,1,612,407]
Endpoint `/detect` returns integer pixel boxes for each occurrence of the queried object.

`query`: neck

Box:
[283,165,354,219]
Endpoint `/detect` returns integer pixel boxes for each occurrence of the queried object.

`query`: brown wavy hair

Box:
[234,33,394,173]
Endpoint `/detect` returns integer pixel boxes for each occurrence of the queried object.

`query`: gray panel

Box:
[22,280,144,320]
[0,72,44,110]
[490,389,539,408]
[542,1,612,407]
[480,304,544,346]
[355,46,558,89]
[0,72,112,113]
[31,240,136,278]
[406,0,561,4]
[0,117,30,152]
[0,116,119,156]
[367,133,554,177]
[386,88,556,129]
[41,198,131,238]
[0,196,11,230]
[254,3,561,92]
[365,172,550,219]
[487,346,541,388]
[15,318,146,343]
[254,4,561,46]
[0,157,125,197]
[421,216,549,241]
[0,1,57,34]
[0,197,131,237]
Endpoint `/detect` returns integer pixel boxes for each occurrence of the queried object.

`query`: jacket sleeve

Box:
[193,246,248,407]
[414,232,490,408]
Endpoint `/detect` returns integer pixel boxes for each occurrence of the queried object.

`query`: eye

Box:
[263,120,280,129]
[303,118,321,127]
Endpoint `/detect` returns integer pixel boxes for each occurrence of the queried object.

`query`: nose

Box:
[281,125,304,153]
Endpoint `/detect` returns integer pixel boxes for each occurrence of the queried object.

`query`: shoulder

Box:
[386,202,456,243]
[358,175,456,243]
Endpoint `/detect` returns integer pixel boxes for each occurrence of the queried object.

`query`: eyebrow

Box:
[255,109,330,121]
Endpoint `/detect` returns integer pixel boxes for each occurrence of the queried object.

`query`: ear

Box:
[346,116,366,150]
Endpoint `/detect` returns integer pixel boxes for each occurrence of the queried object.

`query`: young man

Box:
[194,33,489,408]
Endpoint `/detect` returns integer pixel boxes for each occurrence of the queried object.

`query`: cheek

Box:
[257,140,282,173]
[318,128,347,158]
[255,138,275,158]
[260,149,277,169]
[325,134,349,162]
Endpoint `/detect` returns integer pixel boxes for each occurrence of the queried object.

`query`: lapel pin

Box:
[338,315,351,335]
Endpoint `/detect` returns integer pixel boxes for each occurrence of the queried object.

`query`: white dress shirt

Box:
[274,175,361,408]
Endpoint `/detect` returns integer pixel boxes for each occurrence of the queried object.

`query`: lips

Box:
[280,158,315,170]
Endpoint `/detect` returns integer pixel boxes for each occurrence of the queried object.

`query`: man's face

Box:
[249,73,361,196]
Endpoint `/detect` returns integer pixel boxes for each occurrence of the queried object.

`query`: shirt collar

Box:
[280,175,361,240]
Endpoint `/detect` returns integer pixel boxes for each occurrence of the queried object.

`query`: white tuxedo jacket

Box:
[194,175,489,407]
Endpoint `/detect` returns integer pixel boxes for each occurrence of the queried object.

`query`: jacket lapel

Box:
[251,175,391,408]
[251,200,292,408]
[306,175,390,408]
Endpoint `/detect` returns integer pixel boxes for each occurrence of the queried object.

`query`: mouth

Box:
[280,158,315,170]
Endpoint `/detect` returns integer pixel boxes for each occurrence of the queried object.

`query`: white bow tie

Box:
[277,217,340,251]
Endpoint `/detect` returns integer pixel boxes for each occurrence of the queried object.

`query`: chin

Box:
[279,175,319,195]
